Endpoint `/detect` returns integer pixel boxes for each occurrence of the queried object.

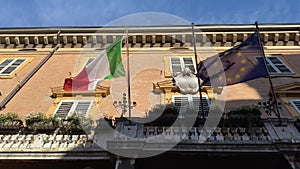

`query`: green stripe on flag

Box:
[105,36,125,79]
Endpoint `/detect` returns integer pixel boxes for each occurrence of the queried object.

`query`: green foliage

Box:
[225,105,262,127]
[25,112,59,125]
[25,112,46,125]
[63,113,92,134]
[0,112,20,122]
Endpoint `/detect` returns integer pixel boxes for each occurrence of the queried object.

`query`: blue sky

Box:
[0,0,299,28]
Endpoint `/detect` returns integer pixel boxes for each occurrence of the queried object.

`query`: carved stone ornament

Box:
[173,68,199,94]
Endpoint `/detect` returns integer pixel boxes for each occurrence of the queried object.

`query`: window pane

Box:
[183,58,195,73]
[0,59,13,66]
[183,58,193,64]
[268,57,282,64]
[171,58,182,74]
[171,58,180,64]
[12,59,26,65]
[1,67,17,74]
[172,65,182,74]
[0,59,14,72]
[267,64,277,73]
[276,65,292,73]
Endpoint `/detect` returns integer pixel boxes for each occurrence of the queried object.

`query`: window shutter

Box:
[173,95,210,113]
[290,100,300,113]
[55,101,74,119]
[54,100,93,119]
[192,96,210,113]
[74,101,93,116]
[173,96,189,111]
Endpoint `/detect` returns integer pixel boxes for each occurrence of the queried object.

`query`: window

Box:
[0,58,27,76]
[85,57,95,66]
[170,57,196,75]
[290,100,300,113]
[265,56,293,74]
[54,100,93,119]
[74,57,95,74]
[172,95,210,113]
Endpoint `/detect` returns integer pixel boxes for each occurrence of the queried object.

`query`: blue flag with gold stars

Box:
[197,31,268,86]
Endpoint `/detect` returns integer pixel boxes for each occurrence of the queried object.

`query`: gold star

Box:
[213,62,218,67]
[227,77,232,82]
[218,76,223,81]
[241,59,247,64]
[235,74,241,79]
[237,51,243,57]
[240,67,246,72]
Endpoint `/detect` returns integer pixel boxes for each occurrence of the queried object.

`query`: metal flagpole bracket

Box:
[255,21,283,126]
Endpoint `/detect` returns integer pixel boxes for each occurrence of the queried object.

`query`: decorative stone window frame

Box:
[53,99,94,119]
[163,55,197,78]
[0,57,34,78]
[274,82,300,117]
[47,85,110,118]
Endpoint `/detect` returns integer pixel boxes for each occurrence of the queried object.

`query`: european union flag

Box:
[197,31,268,86]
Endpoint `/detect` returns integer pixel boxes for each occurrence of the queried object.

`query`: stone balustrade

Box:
[0,133,96,151]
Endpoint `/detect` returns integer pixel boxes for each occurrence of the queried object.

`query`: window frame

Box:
[290,99,300,113]
[54,100,93,119]
[0,58,28,76]
[169,57,197,76]
[265,56,294,74]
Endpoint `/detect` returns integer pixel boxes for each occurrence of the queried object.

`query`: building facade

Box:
[0,24,299,169]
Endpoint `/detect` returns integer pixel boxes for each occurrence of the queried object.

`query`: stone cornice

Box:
[0,24,299,48]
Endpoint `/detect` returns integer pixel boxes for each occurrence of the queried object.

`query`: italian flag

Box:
[63,36,125,91]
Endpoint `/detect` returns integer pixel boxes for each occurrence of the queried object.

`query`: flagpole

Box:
[255,21,282,126]
[125,26,132,120]
[192,23,205,117]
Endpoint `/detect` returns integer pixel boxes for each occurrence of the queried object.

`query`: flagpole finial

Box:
[255,21,259,29]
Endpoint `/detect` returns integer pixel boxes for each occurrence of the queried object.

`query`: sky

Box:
[0,0,299,28]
